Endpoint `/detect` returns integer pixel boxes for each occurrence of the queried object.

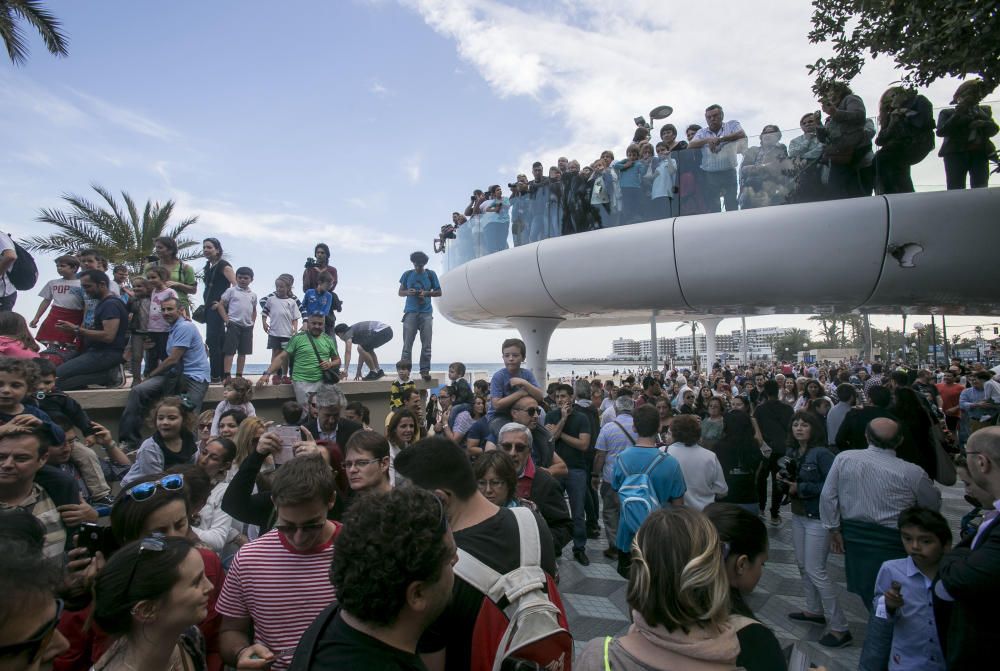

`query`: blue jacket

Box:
[794,445,835,519]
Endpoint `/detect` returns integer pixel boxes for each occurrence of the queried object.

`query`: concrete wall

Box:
[70,377,443,440]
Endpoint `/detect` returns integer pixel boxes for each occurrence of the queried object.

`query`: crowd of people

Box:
[1,316,999,670]
[435,79,998,262]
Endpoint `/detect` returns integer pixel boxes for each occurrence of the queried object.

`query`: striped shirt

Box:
[819,446,941,530]
[692,120,745,171]
[216,527,338,670]
[0,484,66,559]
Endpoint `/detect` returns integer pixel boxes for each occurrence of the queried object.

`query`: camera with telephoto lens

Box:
[775,455,798,505]
[304,257,317,269]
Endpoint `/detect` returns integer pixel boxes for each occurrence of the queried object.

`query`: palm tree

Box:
[1,0,68,66]
[26,185,199,274]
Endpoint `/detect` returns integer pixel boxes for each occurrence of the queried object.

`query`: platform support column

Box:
[509,317,564,385]
[700,317,723,373]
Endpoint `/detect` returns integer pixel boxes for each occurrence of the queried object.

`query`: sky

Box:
[1,0,997,366]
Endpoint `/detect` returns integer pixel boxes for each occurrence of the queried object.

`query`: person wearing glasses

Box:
[342,431,391,497]
[488,422,571,559]
[473,450,523,509]
[217,455,338,671]
[91,535,214,670]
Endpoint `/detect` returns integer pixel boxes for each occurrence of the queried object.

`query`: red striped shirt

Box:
[216,526,338,670]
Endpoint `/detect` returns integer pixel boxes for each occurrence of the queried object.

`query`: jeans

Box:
[560,468,588,551]
[791,515,848,632]
[56,349,123,391]
[944,152,991,189]
[119,374,209,446]
[205,307,226,380]
[701,168,738,212]
[600,481,619,547]
[401,311,433,374]
[0,293,16,312]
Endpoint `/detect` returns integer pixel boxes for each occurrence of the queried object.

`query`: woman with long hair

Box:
[794,379,830,412]
[201,238,235,383]
[92,536,214,671]
[0,310,40,358]
[705,503,786,671]
[576,507,748,670]
[386,409,417,486]
[780,377,798,406]
[122,397,198,488]
[891,387,938,479]
[145,236,197,315]
[779,411,849,647]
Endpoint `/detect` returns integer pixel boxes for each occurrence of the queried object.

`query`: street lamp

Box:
[913,322,925,366]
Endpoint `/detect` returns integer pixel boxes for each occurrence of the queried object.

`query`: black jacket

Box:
[835,407,896,451]
[527,468,572,556]
[754,400,793,457]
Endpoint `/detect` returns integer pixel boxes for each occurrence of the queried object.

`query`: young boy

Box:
[126,278,151,385]
[301,274,333,321]
[860,506,952,671]
[218,266,258,380]
[30,255,83,346]
[389,360,415,410]
[113,265,133,302]
[446,361,474,427]
[259,274,301,385]
[487,338,545,433]
[0,357,64,444]
[144,266,177,370]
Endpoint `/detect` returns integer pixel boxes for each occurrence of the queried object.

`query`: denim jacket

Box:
[794,445,835,519]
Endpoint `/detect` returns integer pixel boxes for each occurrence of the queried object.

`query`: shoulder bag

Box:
[306,333,340,385]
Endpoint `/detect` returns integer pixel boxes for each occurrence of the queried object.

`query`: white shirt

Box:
[984,378,1000,405]
[193,479,239,555]
[0,232,16,297]
[666,442,728,510]
[692,120,746,172]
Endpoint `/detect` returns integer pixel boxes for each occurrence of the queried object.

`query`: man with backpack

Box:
[395,437,571,671]
[611,404,687,578]
[593,394,637,560]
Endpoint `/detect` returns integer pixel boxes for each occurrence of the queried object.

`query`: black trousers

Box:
[756,452,782,516]
[944,152,991,189]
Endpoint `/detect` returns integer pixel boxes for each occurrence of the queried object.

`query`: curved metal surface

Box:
[438,189,1000,329]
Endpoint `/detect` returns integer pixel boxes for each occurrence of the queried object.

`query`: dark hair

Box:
[345,430,390,460]
[705,104,723,114]
[281,400,303,424]
[803,379,823,398]
[0,355,39,389]
[387,408,418,446]
[153,236,179,260]
[869,386,892,408]
[670,414,701,445]
[0,422,51,458]
[686,124,702,133]
[501,338,526,358]
[396,359,411,371]
[345,400,370,425]
[55,254,80,269]
[334,323,349,335]
[394,437,478,500]
[330,488,451,627]
[889,370,909,387]
[314,243,331,258]
[206,436,237,463]
[788,410,826,449]
[111,473,190,544]
[148,396,195,433]
[835,383,856,403]
[145,265,169,281]
[633,404,660,437]
[450,361,467,376]
[165,464,212,511]
[78,268,110,287]
[410,251,429,266]
[33,356,57,378]
[202,237,223,255]
[0,508,46,553]
[871,362,883,374]
[400,388,420,406]
[0,537,63,626]
[473,450,518,505]
[898,506,952,546]
[93,536,194,635]
[660,123,677,136]
[762,379,779,399]
[704,502,768,561]
[233,266,253,279]
[218,409,248,432]
[272,454,336,507]
[226,376,253,403]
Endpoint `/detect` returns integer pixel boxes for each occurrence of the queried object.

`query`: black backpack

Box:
[5,235,38,291]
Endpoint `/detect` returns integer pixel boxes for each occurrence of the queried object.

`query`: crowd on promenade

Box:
[435,79,998,260]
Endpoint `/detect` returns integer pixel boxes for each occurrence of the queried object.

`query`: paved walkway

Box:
[556,484,968,670]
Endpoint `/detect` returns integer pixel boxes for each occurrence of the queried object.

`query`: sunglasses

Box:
[123,473,184,502]
[125,536,166,598]
[0,598,63,662]
[499,441,530,453]
[513,407,541,416]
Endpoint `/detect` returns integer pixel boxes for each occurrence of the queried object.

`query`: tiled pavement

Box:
[555,484,969,669]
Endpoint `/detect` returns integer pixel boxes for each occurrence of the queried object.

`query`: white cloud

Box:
[346,196,368,209]
[11,150,52,167]
[404,153,422,183]
[370,80,389,95]
[69,88,177,141]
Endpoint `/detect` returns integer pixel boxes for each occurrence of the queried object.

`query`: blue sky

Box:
[1,1,995,365]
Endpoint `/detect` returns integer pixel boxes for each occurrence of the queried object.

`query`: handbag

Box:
[191,305,206,323]
[307,333,340,385]
[192,261,219,324]
[931,423,957,486]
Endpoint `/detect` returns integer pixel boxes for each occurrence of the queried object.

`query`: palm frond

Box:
[7,0,67,58]
[0,5,28,65]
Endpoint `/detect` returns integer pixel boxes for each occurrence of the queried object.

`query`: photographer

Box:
[778,411,850,648]
[509,175,530,246]
[433,213,463,254]
[302,243,337,293]
[463,189,486,217]
[937,78,999,190]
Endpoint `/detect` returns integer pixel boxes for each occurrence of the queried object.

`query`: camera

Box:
[304,257,317,269]
[146,254,159,263]
[775,455,798,506]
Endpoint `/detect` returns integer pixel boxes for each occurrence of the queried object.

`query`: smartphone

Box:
[272,425,300,466]
[75,522,118,557]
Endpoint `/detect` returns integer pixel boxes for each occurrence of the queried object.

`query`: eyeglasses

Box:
[499,441,530,453]
[343,458,382,470]
[513,406,540,416]
[478,479,507,490]
[123,473,184,502]
[0,598,63,663]
[125,536,166,599]
[275,521,328,536]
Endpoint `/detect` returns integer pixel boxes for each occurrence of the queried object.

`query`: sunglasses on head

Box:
[123,473,184,502]
[125,536,166,598]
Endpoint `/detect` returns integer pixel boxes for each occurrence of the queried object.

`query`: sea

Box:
[241,361,645,382]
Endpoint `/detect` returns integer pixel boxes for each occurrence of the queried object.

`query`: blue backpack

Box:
[616,449,667,550]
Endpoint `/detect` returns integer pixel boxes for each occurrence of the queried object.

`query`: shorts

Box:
[223,322,253,356]
[355,326,393,352]
[267,335,290,351]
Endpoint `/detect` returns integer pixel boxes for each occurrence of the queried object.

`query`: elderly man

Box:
[686,104,747,212]
[935,427,1000,669]
[592,394,636,559]
[495,422,572,557]
[119,296,210,448]
[820,417,941,609]
[485,394,567,477]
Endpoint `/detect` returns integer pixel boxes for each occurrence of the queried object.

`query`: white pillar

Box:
[509,317,563,385]
[649,311,658,370]
[740,316,748,365]
[700,317,723,372]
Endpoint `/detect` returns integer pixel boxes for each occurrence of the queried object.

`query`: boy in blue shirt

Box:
[301,274,334,321]
[860,506,951,671]
[487,338,544,434]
